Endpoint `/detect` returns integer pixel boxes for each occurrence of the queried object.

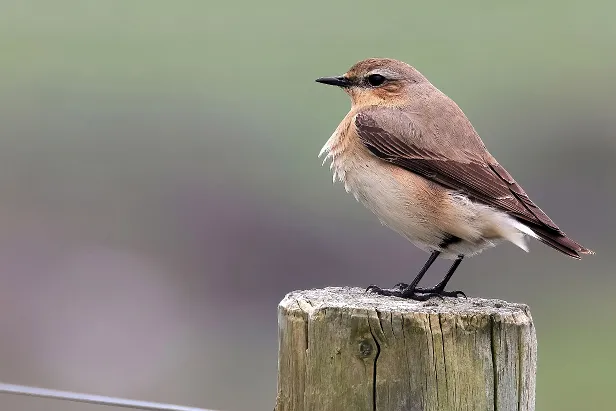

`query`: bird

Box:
[315,58,594,301]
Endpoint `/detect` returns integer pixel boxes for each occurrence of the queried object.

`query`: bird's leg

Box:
[415,255,466,297]
[367,251,441,301]
[392,236,464,294]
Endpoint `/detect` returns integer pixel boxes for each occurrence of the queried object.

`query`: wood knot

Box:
[358,339,373,358]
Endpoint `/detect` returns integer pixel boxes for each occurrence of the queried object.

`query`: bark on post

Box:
[275,287,536,411]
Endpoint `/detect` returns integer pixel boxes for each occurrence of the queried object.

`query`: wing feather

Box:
[354,109,561,233]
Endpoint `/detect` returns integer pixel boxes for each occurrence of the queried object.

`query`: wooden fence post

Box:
[275,287,536,411]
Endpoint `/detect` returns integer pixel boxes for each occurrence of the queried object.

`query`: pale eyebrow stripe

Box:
[366,68,402,79]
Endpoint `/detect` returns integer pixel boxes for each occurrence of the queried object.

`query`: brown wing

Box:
[354,108,561,233]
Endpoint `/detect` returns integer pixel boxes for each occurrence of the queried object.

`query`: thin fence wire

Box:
[0,382,221,411]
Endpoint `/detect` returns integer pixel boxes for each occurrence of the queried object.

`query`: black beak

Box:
[315,76,351,88]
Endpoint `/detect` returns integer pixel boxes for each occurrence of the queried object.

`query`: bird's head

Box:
[316,58,428,107]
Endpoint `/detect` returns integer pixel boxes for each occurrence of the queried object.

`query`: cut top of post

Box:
[281,287,532,318]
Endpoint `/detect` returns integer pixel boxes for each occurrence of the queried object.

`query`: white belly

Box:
[330,143,446,252]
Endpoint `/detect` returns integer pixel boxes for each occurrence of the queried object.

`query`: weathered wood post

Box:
[275,287,536,411]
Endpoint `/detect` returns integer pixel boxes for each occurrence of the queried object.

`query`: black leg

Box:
[390,235,463,293]
[366,251,442,301]
[416,255,466,297]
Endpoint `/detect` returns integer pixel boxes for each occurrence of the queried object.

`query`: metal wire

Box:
[0,382,220,411]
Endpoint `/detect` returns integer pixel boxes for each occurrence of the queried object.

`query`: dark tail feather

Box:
[530,225,595,259]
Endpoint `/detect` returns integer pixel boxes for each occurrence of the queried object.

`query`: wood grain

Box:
[275,287,536,411]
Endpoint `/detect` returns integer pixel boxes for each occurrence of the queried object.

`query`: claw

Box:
[444,290,466,298]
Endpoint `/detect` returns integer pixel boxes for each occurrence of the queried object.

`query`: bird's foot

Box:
[417,286,466,298]
[365,285,441,301]
[391,283,466,298]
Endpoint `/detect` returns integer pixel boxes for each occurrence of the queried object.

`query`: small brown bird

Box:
[316,58,594,300]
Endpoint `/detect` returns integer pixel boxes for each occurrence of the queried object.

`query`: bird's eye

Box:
[367,74,387,87]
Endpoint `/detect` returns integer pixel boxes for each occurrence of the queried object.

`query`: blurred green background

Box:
[0,1,614,410]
